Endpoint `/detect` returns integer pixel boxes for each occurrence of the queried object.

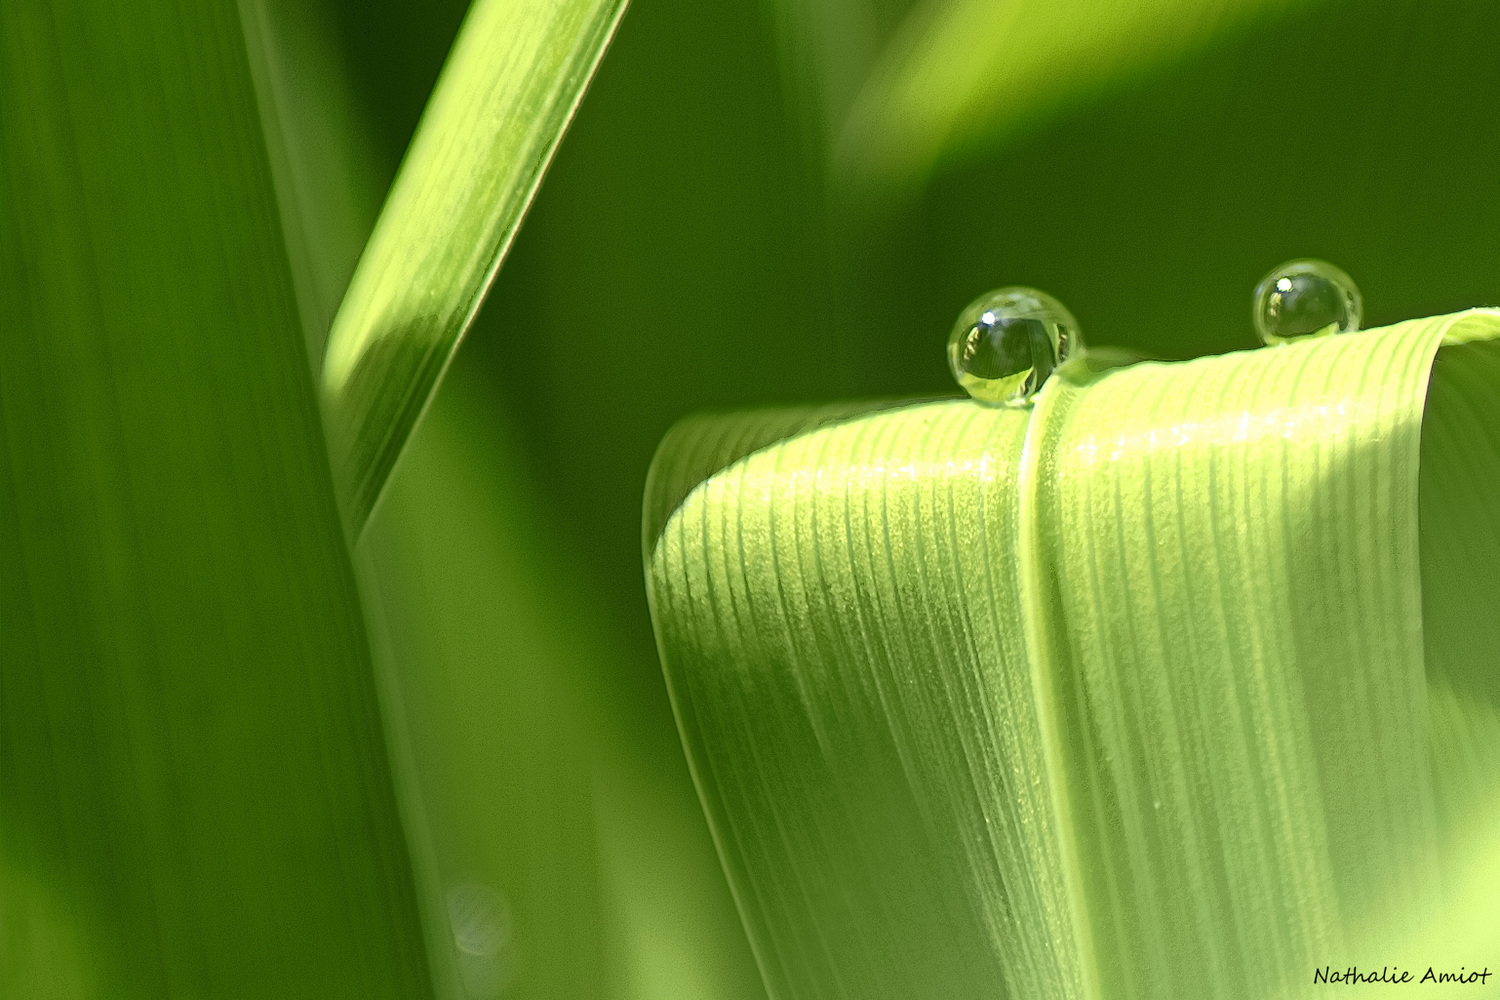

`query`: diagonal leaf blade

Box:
[320,0,628,534]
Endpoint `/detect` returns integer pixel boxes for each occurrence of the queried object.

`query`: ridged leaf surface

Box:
[646,311,1500,999]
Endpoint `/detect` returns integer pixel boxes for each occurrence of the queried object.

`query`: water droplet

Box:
[447,882,514,997]
[947,287,1083,406]
[1253,259,1362,345]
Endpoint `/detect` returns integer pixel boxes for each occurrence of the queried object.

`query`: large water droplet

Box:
[1253,259,1362,345]
[947,287,1083,406]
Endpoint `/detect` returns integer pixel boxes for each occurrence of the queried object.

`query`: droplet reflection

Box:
[947,286,1084,406]
[1253,259,1362,345]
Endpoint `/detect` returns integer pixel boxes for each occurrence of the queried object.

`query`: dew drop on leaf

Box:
[947,286,1084,406]
[1253,258,1363,345]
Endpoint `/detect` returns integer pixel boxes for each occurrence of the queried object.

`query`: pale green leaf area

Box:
[838,0,1316,193]
[320,0,628,533]
[359,366,607,1000]
[1,0,431,994]
[360,357,768,999]
[647,312,1500,999]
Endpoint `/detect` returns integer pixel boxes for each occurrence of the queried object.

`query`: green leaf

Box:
[1,0,431,993]
[238,0,388,366]
[361,359,769,999]
[358,365,609,999]
[645,311,1500,998]
[320,0,629,534]
[837,0,1314,193]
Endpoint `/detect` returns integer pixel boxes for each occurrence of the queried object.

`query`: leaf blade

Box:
[645,311,1500,998]
[0,0,433,991]
[320,0,629,533]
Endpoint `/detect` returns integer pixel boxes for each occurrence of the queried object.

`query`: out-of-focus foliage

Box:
[321,0,628,533]
[1,0,430,994]
[5,0,1500,994]
[362,363,766,999]
[240,0,387,367]
[244,0,766,995]
[838,0,1313,192]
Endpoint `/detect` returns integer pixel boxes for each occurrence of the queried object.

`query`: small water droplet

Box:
[447,882,514,998]
[947,287,1084,406]
[1253,259,1362,345]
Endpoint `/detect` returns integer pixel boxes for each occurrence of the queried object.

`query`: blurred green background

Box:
[6,0,1499,995]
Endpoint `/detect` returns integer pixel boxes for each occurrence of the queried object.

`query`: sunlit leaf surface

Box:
[320,0,628,533]
[646,311,1500,999]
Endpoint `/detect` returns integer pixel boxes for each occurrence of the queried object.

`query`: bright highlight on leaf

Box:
[645,312,1500,999]
[321,0,628,534]
[838,0,1313,192]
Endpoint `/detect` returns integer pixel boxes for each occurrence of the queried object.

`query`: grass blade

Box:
[1,0,432,992]
[645,311,1500,998]
[320,0,628,533]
